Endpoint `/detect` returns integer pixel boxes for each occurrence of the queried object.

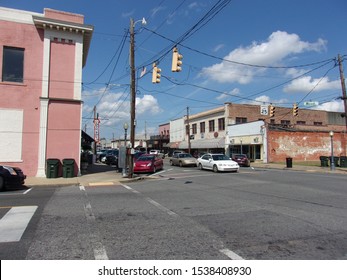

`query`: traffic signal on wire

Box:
[269,105,275,117]
[152,63,161,83]
[293,103,299,116]
[171,47,183,72]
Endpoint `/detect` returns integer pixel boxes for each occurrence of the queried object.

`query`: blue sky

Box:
[2,0,347,140]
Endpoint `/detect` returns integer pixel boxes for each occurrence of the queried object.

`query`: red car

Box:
[232,154,251,167]
[134,154,163,173]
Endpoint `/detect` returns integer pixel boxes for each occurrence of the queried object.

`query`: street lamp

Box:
[240,138,243,154]
[123,123,128,146]
[330,131,335,171]
[129,17,146,178]
[123,123,128,177]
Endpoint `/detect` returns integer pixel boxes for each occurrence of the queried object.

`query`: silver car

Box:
[170,153,197,167]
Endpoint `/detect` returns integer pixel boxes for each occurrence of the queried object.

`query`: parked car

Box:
[172,150,184,157]
[232,154,251,167]
[105,149,119,166]
[0,165,26,191]
[197,153,239,173]
[149,150,165,159]
[170,153,197,167]
[134,151,146,160]
[134,154,163,173]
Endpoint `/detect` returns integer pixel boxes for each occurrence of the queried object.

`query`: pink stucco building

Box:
[0,7,93,177]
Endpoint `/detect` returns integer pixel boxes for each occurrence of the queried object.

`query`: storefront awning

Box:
[167,142,181,149]
[179,137,225,149]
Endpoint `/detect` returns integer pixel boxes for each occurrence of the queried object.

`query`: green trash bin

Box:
[329,156,339,167]
[340,156,347,168]
[319,156,329,167]
[46,159,61,178]
[62,158,75,178]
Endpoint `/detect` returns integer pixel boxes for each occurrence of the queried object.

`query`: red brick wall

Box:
[267,130,347,162]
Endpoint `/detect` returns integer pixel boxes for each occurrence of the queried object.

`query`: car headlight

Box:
[3,166,17,175]
[147,162,152,167]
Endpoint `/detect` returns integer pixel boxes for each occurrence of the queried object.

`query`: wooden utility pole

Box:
[187,106,191,154]
[129,18,136,178]
[338,54,347,132]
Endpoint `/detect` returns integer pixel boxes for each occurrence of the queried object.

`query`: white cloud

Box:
[312,99,344,112]
[246,95,288,105]
[150,6,166,18]
[136,94,163,115]
[201,31,327,84]
[216,88,240,100]
[213,44,225,52]
[283,76,340,93]
[82,91,162,129]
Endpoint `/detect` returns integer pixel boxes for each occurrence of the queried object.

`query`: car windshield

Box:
[137,155,154,161]
[178,153,193,158]
[212,154,230,161]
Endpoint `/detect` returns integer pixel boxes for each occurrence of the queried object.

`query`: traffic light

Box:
[152,63,161,83]
[269,105,275,117]
[293,103,299,116]
[171,47,183,72]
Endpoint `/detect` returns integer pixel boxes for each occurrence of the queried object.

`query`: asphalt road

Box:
[0,164,346,260]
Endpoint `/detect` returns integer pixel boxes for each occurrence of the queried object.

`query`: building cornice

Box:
[33,15,93,67]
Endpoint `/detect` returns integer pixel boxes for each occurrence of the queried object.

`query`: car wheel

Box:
[0,176,5,191]
[198,163,203,170]
[170,160,173,166]
[153,166,157,173]
[213,165,219,173]
[179,161,183,167]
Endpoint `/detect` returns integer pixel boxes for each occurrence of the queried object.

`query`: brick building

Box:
[168,102,346,163]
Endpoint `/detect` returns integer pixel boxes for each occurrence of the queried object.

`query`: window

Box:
[200,122,205,133]
[236,117,247,124]
[218,118,225,131]
[209,120,215,132]
[314,122,323,126]
[192,123,197,134]
[2,47,24,83]
[296,121,306,125]
[281,120,290,125]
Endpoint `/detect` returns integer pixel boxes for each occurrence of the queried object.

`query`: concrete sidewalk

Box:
[24,161,347,187]
[251,161,347,174]
[25,163,141,187]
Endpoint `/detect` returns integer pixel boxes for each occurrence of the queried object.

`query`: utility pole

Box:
[93,106,99,155]
[145,120,147,152]
[187,106,191,154]
[338,54,347,132]
[129,18,136,178]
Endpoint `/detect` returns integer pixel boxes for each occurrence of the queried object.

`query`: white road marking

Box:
[80,185,109,260]
[121,184,178,217]
[219,248,244,260]
[146,197,179,217]
[0,206,37,242]
[121,184,244,259]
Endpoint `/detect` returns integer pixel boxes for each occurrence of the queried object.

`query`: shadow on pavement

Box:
[83,163,119,175]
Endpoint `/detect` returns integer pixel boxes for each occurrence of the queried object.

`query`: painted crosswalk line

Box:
[0,206,38,242]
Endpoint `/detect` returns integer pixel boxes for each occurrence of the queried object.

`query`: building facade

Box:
[0,7,93,176]
[166,102,346,163]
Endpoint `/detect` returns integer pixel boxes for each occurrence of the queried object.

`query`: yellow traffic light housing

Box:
[293,103,299,116]
[171,47,183,72]
[152,63,161,83]
[269,105,275,117]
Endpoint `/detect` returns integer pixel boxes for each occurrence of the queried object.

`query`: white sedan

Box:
[197,153,239,173]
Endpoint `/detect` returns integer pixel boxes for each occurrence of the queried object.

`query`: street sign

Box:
[303,101,319,106]
[260,105,269,115]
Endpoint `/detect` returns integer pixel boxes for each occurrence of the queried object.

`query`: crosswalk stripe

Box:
[0,206,37,242]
